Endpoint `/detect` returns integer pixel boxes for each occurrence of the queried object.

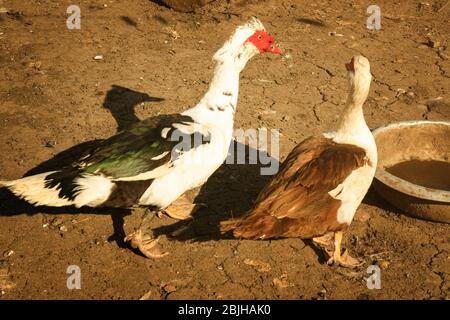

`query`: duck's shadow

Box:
[0,85,163,248]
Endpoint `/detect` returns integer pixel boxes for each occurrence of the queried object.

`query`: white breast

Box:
[138,126,232,208]
[329,163,376,224]
[326,131,378,225]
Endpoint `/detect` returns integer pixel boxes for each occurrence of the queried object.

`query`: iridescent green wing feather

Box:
[77,114,210,179]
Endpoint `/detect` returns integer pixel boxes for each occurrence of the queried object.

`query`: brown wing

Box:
[220,136,369,239]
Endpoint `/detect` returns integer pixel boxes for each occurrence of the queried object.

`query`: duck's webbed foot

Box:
[325,231,363,268]
[124,209,169,259]
[312,232,334,258]
[124,229,168,258]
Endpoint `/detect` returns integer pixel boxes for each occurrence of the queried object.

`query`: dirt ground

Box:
[0,0,449,300]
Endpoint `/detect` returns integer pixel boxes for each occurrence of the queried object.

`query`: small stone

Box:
[427,38,441,48]
[139,291,153,300]
[429,96,443,102]
[163,284,177,293]
[45,141,55,148]
[274,79,283,85]
[282,115,290,121]
[169,29,179,39]
[244,258,271,272]
[59,225,68,232]
[328,31,344,37]
[51,218,63,227]
[396,88,406,97]
[3,250,14,258]
[336,19,354,26]
[273,276,289,288]
[93,55,103,60]
[379,260,390,269]
[28,61,42,70]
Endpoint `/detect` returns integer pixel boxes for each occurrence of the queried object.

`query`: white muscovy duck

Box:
[221,55,377,268]
[0,18,281,258]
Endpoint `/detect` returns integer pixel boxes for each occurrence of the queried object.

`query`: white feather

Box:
[139,126,230,208]
[329,164,376,224]
[151,151,170,160]
[3,172,114,208]
[160,127,171,139]
[4,172,73,207]
[72,174,114,207]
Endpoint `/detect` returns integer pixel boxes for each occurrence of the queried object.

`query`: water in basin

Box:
[386,160,450,191]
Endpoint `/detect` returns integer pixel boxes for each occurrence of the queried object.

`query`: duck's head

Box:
[213,17,281,70]
[346,55,372,105]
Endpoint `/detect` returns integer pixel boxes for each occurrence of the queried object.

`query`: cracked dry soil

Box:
[0,0,449,299]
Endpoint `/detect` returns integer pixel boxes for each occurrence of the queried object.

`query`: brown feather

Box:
[220,136,368,239]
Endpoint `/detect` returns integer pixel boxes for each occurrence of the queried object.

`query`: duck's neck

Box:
[184,54,251,128]
[334,91,371,147]
[201,59,241,112]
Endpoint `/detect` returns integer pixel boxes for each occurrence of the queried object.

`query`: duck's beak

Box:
[267,44,282,54]
[346,57,355,72]
[265,34,282,55]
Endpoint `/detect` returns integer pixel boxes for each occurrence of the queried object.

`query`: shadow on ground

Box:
[0,85,164,248]
[153,141,279,241]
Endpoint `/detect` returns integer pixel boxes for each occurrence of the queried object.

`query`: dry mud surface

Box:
[0,0,449,299]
